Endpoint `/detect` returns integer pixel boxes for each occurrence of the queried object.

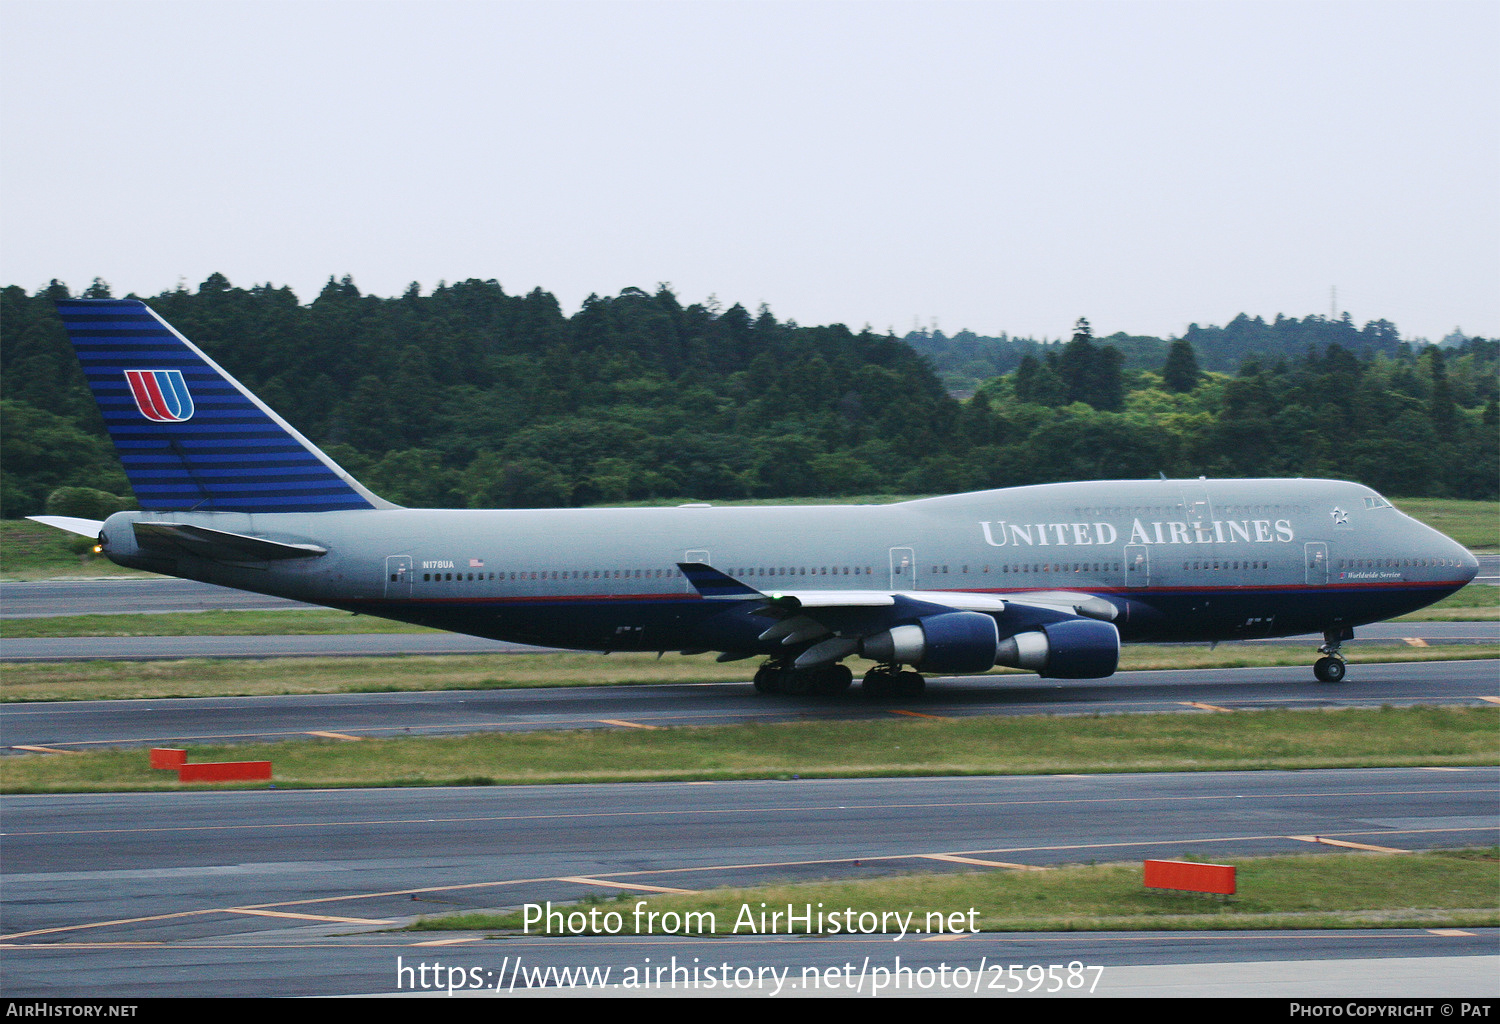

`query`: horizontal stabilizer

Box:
[26,515,105,539]
[133,522,327,562]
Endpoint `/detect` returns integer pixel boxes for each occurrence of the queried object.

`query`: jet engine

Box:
[994,618,1120,678]
[858,611,1001,674]
[858,613,1120,679]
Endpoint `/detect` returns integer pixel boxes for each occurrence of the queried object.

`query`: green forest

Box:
[2,274,1495,519]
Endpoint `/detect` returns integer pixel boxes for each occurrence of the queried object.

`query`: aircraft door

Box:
[1304,542,1328,585]
[385,555,412,599]
[889,547,915,591]
[1124,544,1149,588]
[1181,483,1212,529]
[684,550,709,592]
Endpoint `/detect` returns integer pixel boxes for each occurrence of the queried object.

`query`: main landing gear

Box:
[861,665,926,699]
[753,660,853,696]
[752,660,928,698]
[1313,627,1352,683]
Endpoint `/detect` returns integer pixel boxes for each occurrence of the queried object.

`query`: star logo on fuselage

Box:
[1330,507,1349,525]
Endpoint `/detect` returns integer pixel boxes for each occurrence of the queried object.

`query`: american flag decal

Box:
[469,558,485,568]
[124,369,195,422]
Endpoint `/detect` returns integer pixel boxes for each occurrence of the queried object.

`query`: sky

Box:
[2,0,1496,342]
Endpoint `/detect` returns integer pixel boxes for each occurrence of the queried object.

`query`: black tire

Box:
[753,666,776,694]
[862,669,895,698]
[816,664,854,695]
[1314,656,1347,683]
[894,671,926,697]
[780,669,813,695]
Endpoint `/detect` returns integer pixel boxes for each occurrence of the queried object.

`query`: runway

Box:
[0,577,317,617]
[3,660,1497,752]
[2,618,1494,662]
[2,768,1496,996]
[3,574,1495,663]
[2,579,1496,997]
[0,631,553,660]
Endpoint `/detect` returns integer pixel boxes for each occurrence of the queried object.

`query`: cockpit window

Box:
[1363,495,1392,510]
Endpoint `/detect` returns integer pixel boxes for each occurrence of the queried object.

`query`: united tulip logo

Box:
[124,369,195,422]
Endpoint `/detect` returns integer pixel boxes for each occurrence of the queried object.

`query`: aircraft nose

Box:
[1456,545,1479,585]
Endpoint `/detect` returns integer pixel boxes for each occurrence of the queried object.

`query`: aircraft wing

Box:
[678,562,1115,620]
[677,562,1119,671]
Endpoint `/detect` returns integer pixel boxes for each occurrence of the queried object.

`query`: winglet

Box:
[676,562,764,600]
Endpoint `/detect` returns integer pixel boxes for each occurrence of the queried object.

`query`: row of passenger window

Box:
[417,567,877,583]
[1181,560,1272,571]
[1337,557,1456,569]
[945,563,1125,574]
[413,563,1175,583]
[729,566,871,577]
[421,568,679,582]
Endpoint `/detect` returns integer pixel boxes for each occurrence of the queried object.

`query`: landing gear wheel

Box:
[754,662,797,694]
[861,668,895,699]
[894,671,926,697]
[1314,628,1352,684]
[862,666,925,698]
[813,664,853,695]
[1313,656,1346,683]
[779,668,813,695]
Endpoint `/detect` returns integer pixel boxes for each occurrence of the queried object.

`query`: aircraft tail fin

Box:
[54,299,394,513]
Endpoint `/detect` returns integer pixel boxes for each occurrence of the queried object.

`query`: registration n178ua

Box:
[32,299,1479,695]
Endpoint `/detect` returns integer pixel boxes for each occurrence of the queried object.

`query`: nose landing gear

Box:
[1313,627,1352,683]
[1313,656,1346,683]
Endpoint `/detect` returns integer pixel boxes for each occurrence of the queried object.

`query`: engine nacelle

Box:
[859,611,1000,674]
[994,618,1120,679]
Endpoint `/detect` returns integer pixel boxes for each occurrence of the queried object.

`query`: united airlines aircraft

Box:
[31,299,1479,695]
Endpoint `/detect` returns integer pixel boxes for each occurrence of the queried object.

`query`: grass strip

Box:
[2,644,1495,703]
[409,848,1500,934]
[1,609,439,638]
[1393,584,1498,618]
[2,705,1494,793]
[1388,497,1500,551]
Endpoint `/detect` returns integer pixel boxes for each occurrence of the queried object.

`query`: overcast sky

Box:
[3,0,1495,342]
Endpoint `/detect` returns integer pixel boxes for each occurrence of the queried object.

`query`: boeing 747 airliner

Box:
[31,300,1479,695]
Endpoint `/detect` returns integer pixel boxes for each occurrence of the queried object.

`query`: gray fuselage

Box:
[96,477,1478,662]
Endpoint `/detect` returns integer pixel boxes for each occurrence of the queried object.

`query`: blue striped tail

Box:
[55,299,391,513]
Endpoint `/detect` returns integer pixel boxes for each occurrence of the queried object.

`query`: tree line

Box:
[909,312,1435,394]
[2,275,1494,519]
